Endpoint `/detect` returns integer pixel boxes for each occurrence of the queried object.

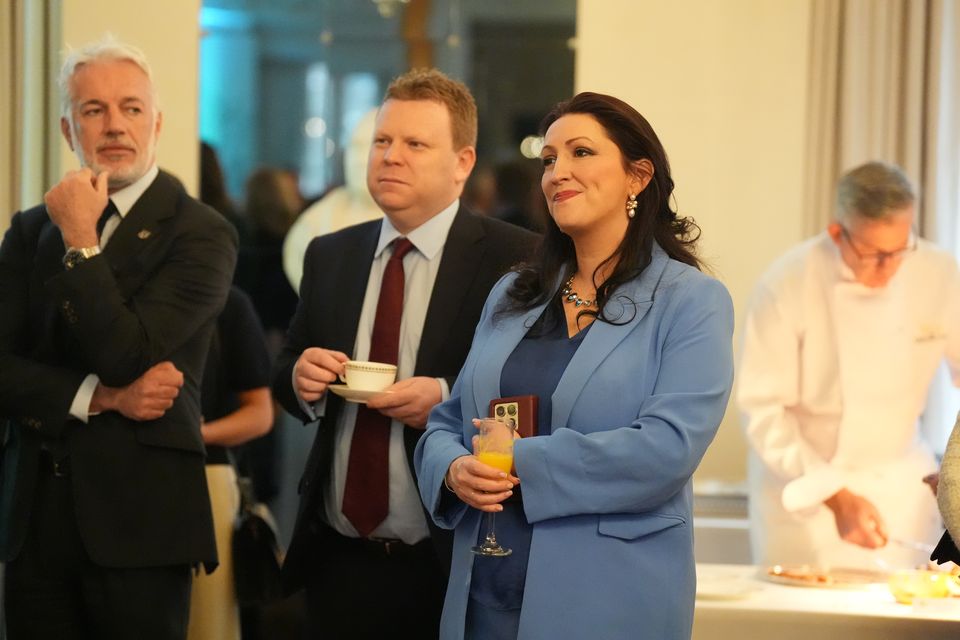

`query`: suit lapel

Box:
[470,303,543,420]
[102,171,179,275]
[306,222,380,508]
[416,207,484,375]
[550,247,669,429]
[331,223,380,356]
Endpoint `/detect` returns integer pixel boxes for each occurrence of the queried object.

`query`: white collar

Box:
[108,164,160,218]
[374,199,460,260]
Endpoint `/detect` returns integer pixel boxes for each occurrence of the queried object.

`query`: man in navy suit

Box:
[0,38,236,639]
[272,68,536,638]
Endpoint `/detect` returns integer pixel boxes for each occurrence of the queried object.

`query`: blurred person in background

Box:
[491,159,547,232]
[283,109,382,292]
[200,141,244,238]
[931,415,960,565]
[738,161,960,570]
[240,167,303,354]
[460,163,497,218]
[188,285,273,640]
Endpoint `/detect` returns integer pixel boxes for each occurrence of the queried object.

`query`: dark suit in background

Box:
[0,170,237,638]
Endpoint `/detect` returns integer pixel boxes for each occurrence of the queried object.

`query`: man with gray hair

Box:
[738,161,960,569]
[0,37,236,638]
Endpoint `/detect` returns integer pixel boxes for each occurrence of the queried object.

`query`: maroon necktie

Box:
[341,237,415,537]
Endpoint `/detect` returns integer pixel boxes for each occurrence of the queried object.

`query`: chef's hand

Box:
[824,488,888,549]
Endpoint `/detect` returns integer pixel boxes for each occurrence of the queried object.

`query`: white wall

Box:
[58,0,202,194]
[576,0,814,481]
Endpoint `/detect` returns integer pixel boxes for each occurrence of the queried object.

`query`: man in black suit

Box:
[273,69,537,638]
[0,38,237,639]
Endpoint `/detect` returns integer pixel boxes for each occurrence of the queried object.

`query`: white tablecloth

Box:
[693,563,960,640]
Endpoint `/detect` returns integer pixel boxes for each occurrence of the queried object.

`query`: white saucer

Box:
[328,384,390,404]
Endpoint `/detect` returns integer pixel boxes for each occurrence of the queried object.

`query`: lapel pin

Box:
[137,229,152,240]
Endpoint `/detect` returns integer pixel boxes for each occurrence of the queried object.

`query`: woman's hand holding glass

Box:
[444,418,519,512]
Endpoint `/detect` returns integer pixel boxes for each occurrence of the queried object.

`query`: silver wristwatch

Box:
[62,245,101,269]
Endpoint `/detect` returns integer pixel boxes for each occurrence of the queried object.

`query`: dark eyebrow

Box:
[540,135,595,153]
[540,136,596,156]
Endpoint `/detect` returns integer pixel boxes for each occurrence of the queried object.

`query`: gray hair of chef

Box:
[835,161,915,223]
[58,35,159,120]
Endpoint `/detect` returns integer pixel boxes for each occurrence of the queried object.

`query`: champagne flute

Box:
[471,417,515,557]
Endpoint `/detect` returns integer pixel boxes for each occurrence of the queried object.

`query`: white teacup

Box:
[339,360,397,392]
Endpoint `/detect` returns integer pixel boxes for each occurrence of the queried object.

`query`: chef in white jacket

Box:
[738,161,960,570]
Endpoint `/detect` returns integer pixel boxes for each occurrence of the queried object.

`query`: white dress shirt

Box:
[314,199,459,544]
[68,165,160,422]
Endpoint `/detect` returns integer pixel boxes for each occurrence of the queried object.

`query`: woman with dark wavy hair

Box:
[415,92,734,639]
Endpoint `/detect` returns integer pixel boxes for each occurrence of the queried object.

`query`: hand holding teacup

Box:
[367,376,443,429]
[337,360,397,391]
[294,347,350,402]
[336,361,440,429]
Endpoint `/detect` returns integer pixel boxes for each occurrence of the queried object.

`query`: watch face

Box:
[62,246,99,269]
[63,249,83,269]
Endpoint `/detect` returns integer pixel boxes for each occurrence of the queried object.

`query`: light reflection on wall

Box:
[300,63,330,198]
[300,69,380,198]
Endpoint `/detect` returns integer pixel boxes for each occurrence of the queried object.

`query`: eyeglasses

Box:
[840,226,918,269]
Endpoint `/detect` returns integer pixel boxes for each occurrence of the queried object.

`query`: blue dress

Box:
[466,305,591,640]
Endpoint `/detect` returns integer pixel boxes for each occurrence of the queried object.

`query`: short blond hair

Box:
[384,68,477,150]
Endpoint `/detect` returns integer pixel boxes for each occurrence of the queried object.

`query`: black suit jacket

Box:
[0,170,237,569]
[272,207,537,592]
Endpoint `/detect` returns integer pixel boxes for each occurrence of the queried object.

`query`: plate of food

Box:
[763,564,888,589]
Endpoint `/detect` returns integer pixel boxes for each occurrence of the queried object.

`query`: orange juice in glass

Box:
[477,451,513,474]
[471,418,515,557]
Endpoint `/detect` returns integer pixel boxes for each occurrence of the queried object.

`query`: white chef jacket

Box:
[738,232,960,569]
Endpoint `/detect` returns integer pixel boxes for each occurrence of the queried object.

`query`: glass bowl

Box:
[887,570,957,604]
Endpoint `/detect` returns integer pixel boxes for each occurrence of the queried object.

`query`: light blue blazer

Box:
[415,244,735,640]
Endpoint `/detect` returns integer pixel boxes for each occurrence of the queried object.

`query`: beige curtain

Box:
[802,0,960,239]
[804,0,960,448]
[923,0,960,248]
[0,1,58,229]
[1,3,16,227]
